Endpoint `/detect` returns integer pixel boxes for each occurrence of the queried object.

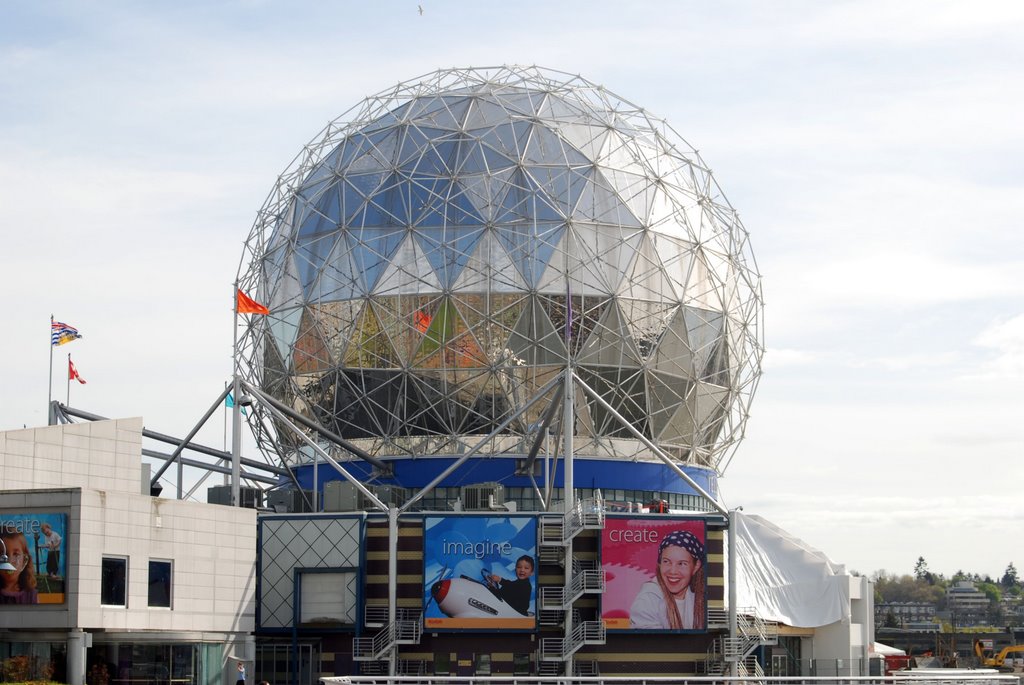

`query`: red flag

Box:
[68,358,87,385]
[237,289,269,315]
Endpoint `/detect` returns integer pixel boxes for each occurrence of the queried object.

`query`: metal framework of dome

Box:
[237,65,762,476]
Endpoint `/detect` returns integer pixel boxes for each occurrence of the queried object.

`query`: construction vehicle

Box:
[973,638,1024,671]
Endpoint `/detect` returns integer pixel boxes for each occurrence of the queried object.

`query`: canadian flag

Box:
[68,357,86,385]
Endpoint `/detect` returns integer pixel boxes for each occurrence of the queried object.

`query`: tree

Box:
[1002,562,1019,588]
[914,556,929,581]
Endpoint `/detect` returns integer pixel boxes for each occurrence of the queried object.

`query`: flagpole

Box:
[231,282,242,507]
[48,315,55,425]
[67,353,71,405]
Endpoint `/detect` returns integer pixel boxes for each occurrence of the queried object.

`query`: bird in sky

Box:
[418,4,423,15]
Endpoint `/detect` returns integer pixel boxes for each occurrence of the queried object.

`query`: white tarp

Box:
[871,642,906,656]
[733,512,852,627]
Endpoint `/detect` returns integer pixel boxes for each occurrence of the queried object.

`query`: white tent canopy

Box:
[732,512,853,627]
[871,642,906,656]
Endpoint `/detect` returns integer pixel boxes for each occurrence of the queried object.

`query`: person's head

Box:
[41,523,52,536]
[237,662,245,671]
[0,524,35,592]
[655,530,705,628]
[514,555,535,580]
[657,530,704,596]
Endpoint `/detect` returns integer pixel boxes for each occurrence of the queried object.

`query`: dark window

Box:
[101,557,127,606]
[148,560,172,608]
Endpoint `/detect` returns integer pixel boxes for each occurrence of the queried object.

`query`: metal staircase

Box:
[540,492,605,545]
[540,619,607,660]
[703,607,779,674]
[536,491,608,662]
[353,611,422,661]
[539,563,605,609]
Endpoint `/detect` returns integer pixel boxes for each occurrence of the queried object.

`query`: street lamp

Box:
[0,538,18,572]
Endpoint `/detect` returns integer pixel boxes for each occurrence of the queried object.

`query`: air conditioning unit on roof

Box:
[461,482,504,511]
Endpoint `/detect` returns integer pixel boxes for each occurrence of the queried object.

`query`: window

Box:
[101,557,128,606]
[513,653,531,675]
[299,572,354,624]
[148,560,172,608]
[474,653,491,675]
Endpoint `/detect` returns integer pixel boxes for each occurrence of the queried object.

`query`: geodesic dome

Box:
[237,65,762,474]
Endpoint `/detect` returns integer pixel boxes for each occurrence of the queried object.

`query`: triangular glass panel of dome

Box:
[268,306,304,369]
[312,237,362,302]
[267,251,304,312]
[359,99,414,134]
[342,302,397,368]
[573,167,641,227]
[293,308,334,373]
[603,167,656,225]
[684,306,724,379]
[522,166,588,219]
[458,168,515,222]
[463,97,517,131]
[536,92,587,123]
[555,122,609,163]
[647,370,690,439]
[577,366,648,439]
[405,373,455,436]
[522,125,589,167]
[294,232,340,297]
[373,234,442,296]
[506,298,567,366]
[297,189,342,239]
[360,172,408,227]
[495,221,565,289]
[395,124,433,167]
[566,222,643,293]
[340,172,388,224]
[348,225,406,293]
[400,134,459,176]
[652,306,693,378]
[405,96,446,124]
[414,225,486,289]
[370,295,425,365]
[449,232,522,293]
[621,232,678,303]
[348,129,399,173]
[498,91,542,118]
[681,251,724,310]
[577,300,642,366]
[411,297,459,364]
[689,380,729,437]
[458,292,527,353]
[409,175,484,227]
[652,233,696,297]
[494,167,562,224]
[294,170,333,209]
[478,119,533,159]
[450,369,503,434]
[315,299,364,353]
[619,300,677,361]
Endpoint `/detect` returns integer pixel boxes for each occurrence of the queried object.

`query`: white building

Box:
[0,418,256,685]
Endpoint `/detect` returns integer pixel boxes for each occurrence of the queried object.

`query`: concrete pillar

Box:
[67,629,87,685]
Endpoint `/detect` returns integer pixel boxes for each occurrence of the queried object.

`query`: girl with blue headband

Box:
[629,529,705,629]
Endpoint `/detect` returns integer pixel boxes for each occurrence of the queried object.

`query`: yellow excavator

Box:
[974,639,1024,671]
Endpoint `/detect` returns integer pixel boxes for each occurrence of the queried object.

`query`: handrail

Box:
[540,620,606,660]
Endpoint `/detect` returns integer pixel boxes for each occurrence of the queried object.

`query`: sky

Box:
[2,0,1022,580]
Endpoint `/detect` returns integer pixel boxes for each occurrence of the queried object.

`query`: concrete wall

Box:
[0,418,256,637]
[811,575,874,672]
[0,418,144,494]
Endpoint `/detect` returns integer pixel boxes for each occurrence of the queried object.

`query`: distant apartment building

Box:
[876,601,936,627]
[946,581,991,617]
